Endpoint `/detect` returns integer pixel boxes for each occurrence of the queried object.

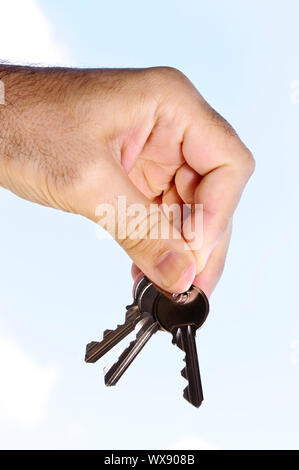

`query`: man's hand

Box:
[0,66,254,294]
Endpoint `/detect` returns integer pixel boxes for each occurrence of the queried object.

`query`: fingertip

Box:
[193,274,213,298]
[154,251,196,294]
[173,262,197,293]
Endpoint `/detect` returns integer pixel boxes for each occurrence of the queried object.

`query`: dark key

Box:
[173,325,203,407]
[85,275,154,364]
[85,304,141,363]
[154,287,209,408]
[102,276,164,385]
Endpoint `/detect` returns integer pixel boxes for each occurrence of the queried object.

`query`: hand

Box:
[0,66,254,294]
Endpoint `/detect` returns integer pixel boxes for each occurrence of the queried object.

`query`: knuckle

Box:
[153,66,183,79]
[148,66,189,91]
[121,233,164,260]
[204,104,238,138]
[235,147,255,178]
[118,210,165,261]
[244,149,255,176]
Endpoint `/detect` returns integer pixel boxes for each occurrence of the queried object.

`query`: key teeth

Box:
[183,387,202,408]
[125,302,135,310]
[125,305,138,323]
[103,329,112,337]
[104,336,137,384]
[103,323,126,338]
[86,341,97,351]
[103,305,138,338]
[103,315,157,387]
[181,367,187,380]
[181,360,202,407]
[173,327,203,408]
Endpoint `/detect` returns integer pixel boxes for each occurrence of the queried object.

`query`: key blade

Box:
[85,305,140,363]
[104,314,158,386]
[173,325,203,408]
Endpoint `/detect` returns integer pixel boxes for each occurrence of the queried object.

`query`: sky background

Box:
[0,0,298,450]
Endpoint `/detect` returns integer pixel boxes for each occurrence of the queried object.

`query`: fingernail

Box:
[155,251,196,293]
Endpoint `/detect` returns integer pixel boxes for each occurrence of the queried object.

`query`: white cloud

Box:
[0,0,72,65]
[0,335,59,430]
[169,436,218,450]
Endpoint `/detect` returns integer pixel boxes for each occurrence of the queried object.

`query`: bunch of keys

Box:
[85,276,209,408]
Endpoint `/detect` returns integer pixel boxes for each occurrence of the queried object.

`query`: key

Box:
[85,304,141,363]
[153,287,209,408]
[103,277,164,385]
[173,325,204,408]
[104,313,159,386]
[85,275,155,364]
[85,276,209,408]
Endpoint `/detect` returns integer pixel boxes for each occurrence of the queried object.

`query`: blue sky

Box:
[0,0,299,450]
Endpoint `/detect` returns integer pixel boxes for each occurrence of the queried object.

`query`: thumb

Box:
[83,161,196,293]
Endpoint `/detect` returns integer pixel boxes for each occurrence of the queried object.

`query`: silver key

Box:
[104,313,159,386]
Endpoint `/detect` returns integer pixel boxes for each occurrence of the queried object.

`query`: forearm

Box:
[0,65,150,201]
[0,66,92,162]
[0,66,73,189]
[0,65,107,207]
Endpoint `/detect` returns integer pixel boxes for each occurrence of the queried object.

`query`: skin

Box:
[0,65,254,295]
